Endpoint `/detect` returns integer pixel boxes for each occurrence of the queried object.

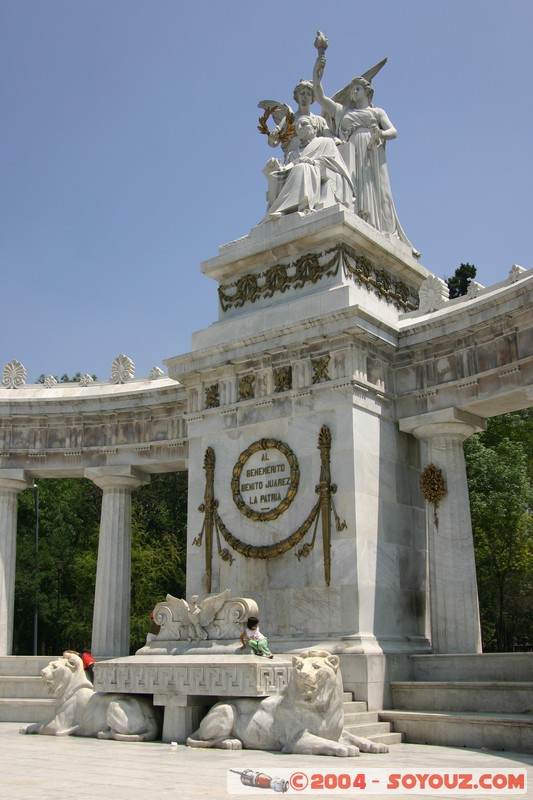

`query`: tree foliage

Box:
[14,472,187,655]
[465,411,533,651]
[445,263,477,298]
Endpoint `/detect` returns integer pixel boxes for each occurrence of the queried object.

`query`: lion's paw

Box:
[366,742,389,754]
[344,744,360,757]
[220,738,243,749]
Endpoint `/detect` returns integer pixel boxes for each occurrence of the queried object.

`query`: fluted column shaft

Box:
[86,467,149,658]
[400,411,485,654]
[0,471,32,655]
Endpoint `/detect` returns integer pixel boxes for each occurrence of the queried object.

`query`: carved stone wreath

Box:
[231,438,299,522]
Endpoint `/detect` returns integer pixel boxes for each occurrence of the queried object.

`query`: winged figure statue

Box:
[167,589,231,641]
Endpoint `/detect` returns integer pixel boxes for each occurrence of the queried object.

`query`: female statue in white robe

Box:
[312,55,417,254]
[261,116,354,222]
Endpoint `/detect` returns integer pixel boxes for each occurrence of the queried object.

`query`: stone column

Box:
[0,470,32,655]
[400,409,485,654]
[85,466,149,659]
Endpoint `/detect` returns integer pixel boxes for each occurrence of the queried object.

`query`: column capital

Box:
[399,408,486,441]
[84,465,150,491]
[0,469,34,493]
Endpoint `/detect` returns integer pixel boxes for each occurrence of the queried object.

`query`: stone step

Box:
[411,653,533,682]
[342,688,401,745]
[343,700,368,714]
[379,710,533,754]
[0,697,55,723]
[365,731,403,746]
[344,710,381,725]
[0,656,54,676]
[391,681,533,714]
[343,720,393,737]
[0,676,50,699]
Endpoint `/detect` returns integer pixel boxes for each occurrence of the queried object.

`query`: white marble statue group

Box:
[258,31,415,252]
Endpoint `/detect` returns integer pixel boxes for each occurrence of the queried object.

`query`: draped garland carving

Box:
[193,425,346,590]
[218,243,419,313]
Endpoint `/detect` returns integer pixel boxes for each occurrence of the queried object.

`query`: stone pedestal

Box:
[156,695,208,743]
[93,654,293,742]
[0,471,32,655]
[86,466,149,658]
[400,409,485,653]
[166,208,431,655]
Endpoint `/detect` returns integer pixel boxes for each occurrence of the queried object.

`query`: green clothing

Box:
[247,636,272,657]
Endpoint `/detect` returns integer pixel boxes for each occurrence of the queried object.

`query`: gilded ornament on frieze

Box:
[205,383,220,409]
[217,243,418,312]
[238,374,255,400]
[311,354,331,384]
[274,366,292,393]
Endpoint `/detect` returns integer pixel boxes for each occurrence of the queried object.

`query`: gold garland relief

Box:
[194,425,346,589]
[218,243,419,313]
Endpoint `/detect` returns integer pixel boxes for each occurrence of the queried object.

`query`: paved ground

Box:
[1,723,531,800]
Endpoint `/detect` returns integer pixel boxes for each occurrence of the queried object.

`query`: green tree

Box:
[14,478,101,654]
[36,372,97,384]
[14,472,187,655]
[445,263,477,298]
[465,413,533,651]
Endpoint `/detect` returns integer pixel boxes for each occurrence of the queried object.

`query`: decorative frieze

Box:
[94,658,291,697]
[238,374,255,400]
[205,383,220,409]
[274,366,292,393]
[218,243,419,313]
[311,354,331,384]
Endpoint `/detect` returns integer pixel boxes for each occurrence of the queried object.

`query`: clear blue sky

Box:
[2,1,532,383]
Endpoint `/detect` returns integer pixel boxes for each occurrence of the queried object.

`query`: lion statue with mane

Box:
[21,652,160,741]
[187,649,388,757]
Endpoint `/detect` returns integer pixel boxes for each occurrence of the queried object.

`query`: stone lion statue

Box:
[187,649,388,757]
[21,653,160,741]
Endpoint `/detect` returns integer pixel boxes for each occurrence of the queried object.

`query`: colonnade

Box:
[0,466,150,659]
[0,412,483,657]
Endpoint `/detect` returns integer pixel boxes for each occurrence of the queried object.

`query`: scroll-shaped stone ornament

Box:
[79,373,94,387]
[466,281,483,299]
[418,275,449,313]
[2,359,27,389]
[508,264,526,283]
[111,354,135,384]
[150,590,258,642]
[149,366,164,379]
[43,375,58,388]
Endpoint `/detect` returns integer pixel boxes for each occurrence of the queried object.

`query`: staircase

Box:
[0,656,56,723]
[342,692,402,746]
[379,653,533,753]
